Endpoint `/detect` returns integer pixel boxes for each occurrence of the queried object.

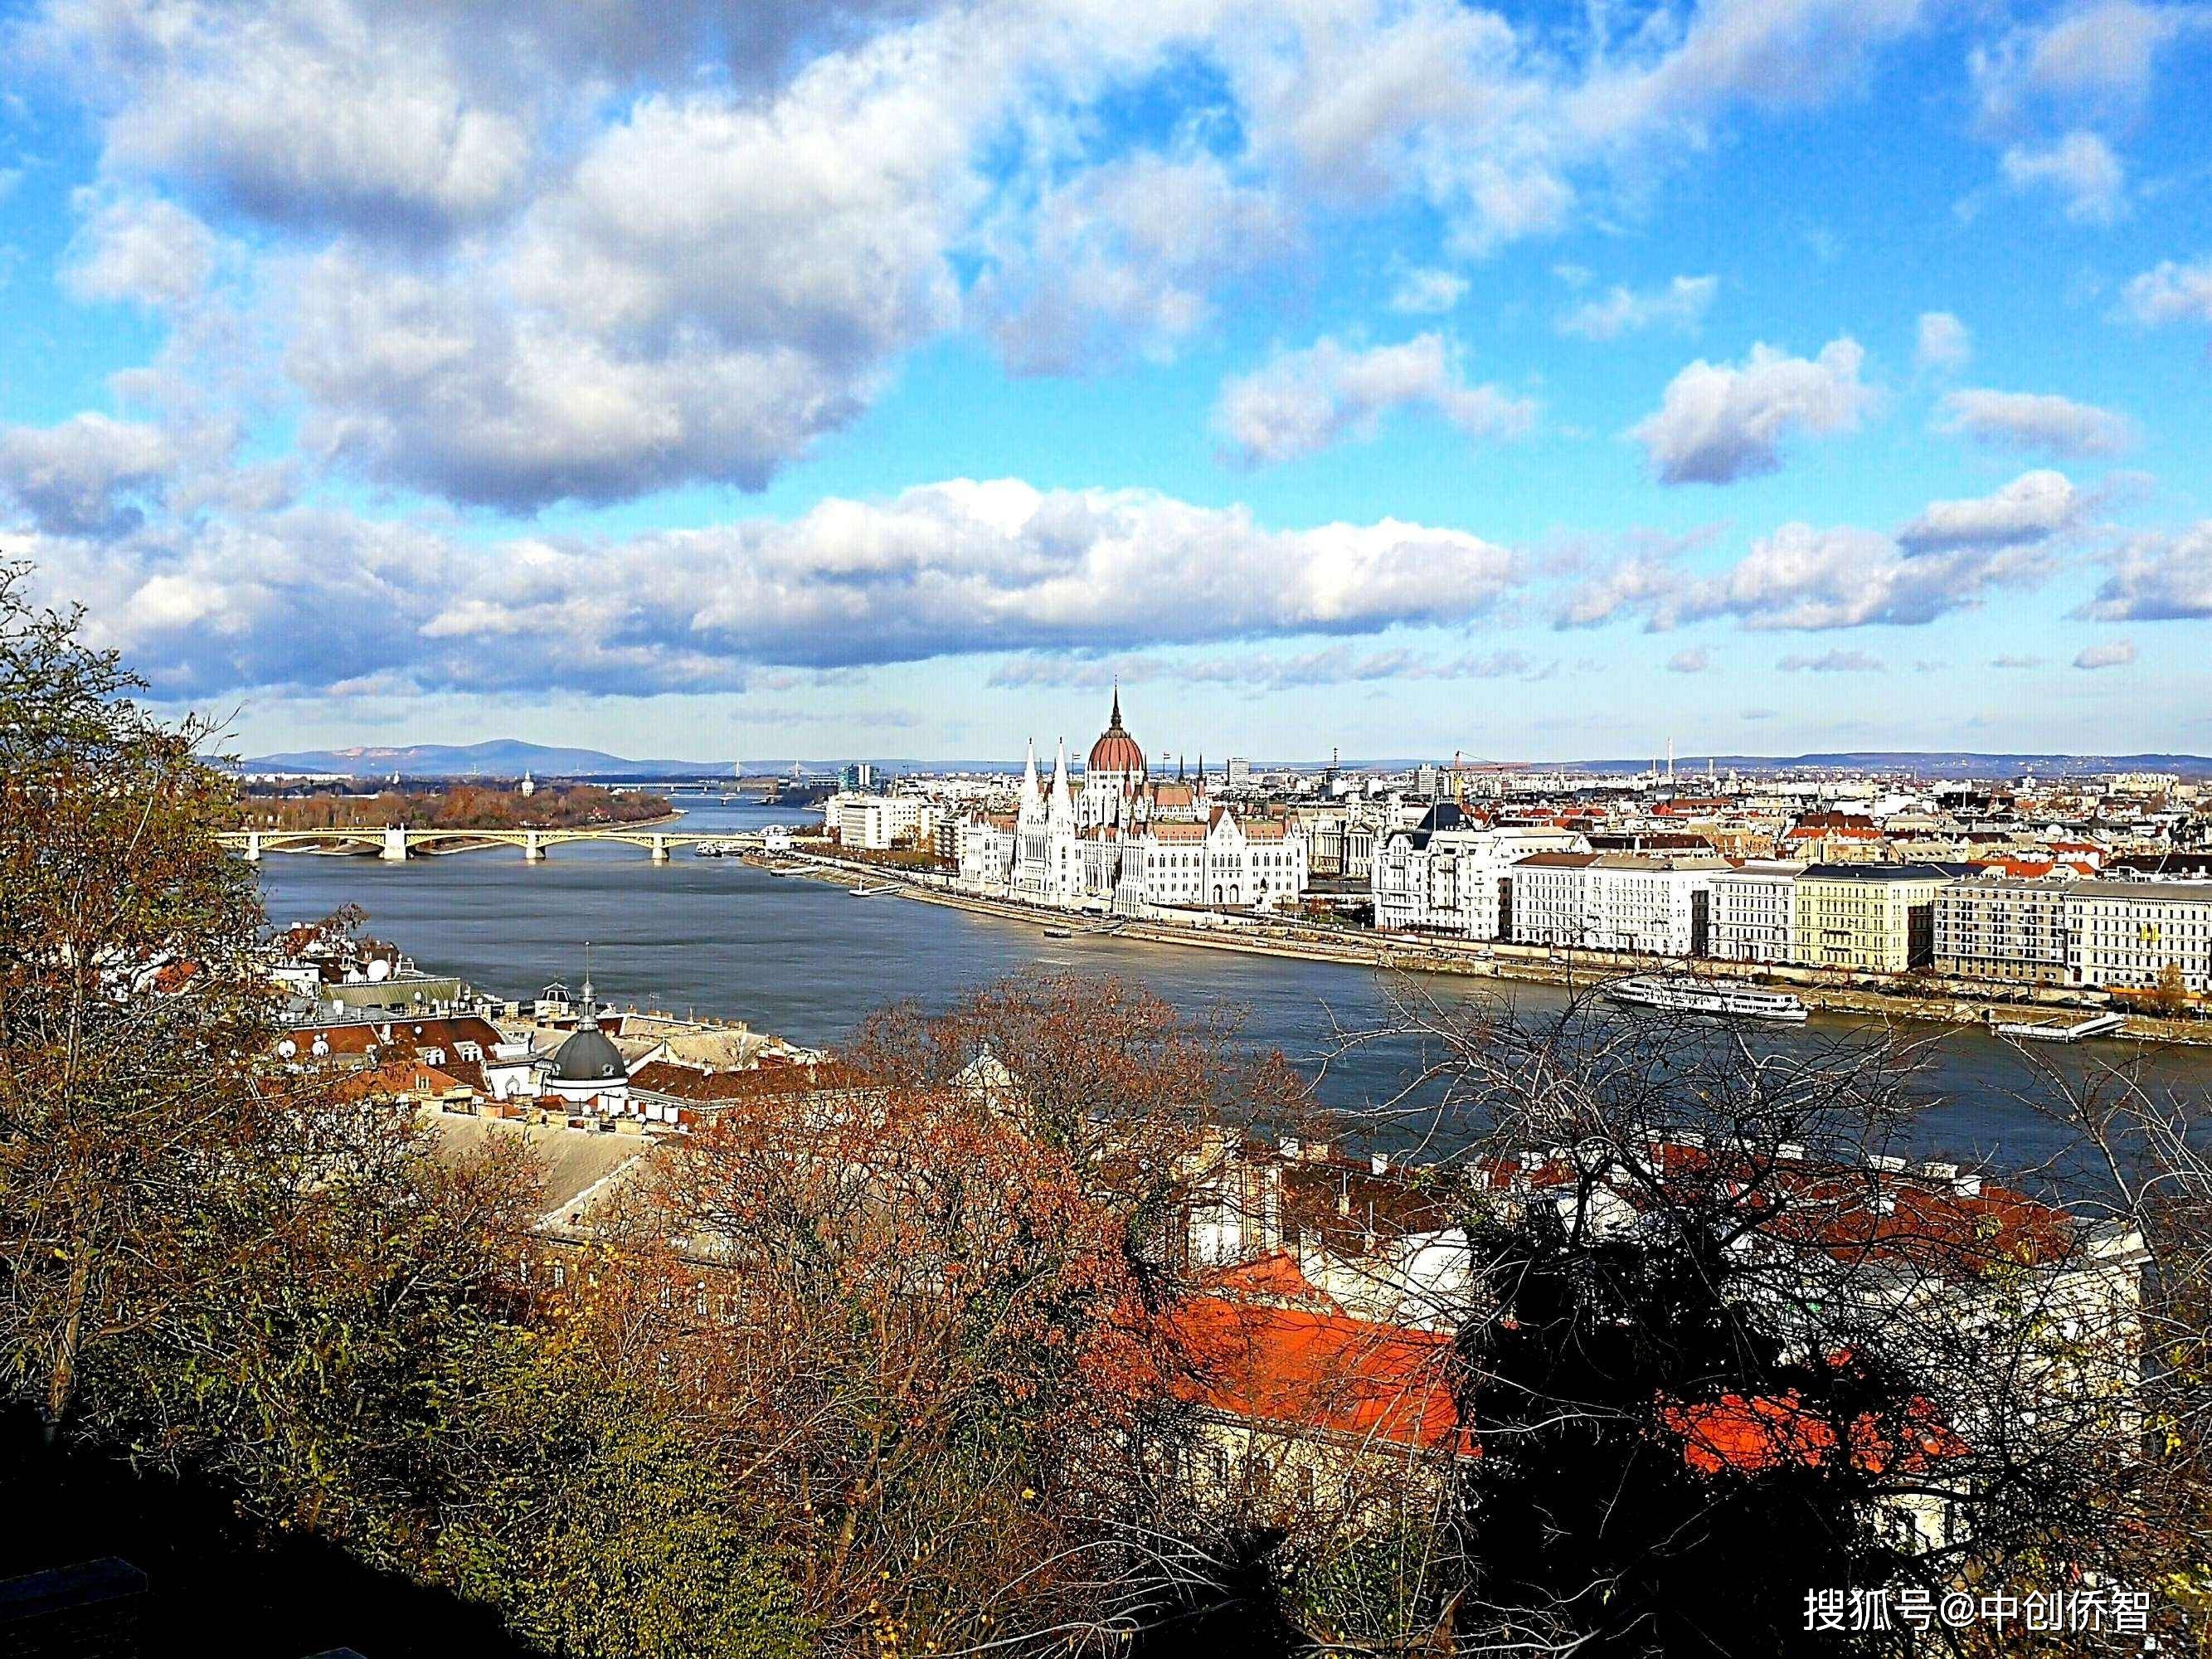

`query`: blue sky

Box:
[2,0,2210,764]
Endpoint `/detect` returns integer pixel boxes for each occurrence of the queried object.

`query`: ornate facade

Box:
[955,692,1309,915]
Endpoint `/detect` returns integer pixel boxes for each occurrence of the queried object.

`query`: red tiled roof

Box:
[1662,1390,1966,1476]
[282,1015,507,1056]
[1172,1296,1465,1452]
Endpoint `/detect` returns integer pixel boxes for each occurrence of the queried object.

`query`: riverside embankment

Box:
[766,851,2212,1048]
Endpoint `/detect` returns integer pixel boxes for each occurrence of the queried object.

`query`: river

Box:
[255,797,2210,1178]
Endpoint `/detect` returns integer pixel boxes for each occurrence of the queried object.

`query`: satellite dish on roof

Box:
[367,958,391,981]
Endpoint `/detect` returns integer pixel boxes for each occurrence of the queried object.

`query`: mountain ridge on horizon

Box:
[238,738,2212,781]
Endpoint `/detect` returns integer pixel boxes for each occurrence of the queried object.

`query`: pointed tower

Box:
[1049,737,1073,822]
[1018,737,1040,815]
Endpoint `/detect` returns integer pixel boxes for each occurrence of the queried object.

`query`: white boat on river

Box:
[1605,975,1809,1023]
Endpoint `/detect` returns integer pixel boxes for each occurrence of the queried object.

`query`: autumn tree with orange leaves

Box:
[541,976,1312,1654]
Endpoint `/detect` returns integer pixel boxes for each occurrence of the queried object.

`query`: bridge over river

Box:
[217,826,762,864]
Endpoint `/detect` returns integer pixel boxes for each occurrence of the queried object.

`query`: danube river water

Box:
[256,799,2210,1177]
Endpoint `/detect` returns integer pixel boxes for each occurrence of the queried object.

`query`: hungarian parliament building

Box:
[954,691,1310,915]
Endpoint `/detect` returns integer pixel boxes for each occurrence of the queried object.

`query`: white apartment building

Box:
[1507,852,1722,957]
[832,792,938,851]
[2064,880,2212,993]
[1709,859,1806,964]
[1932,878,2073,985]
[1372,807,1588,940]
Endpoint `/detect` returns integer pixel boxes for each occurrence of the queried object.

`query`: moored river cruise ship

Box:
[1604,975,1811,1023]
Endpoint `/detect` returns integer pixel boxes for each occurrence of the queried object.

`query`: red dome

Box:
[1087,689,1147,779]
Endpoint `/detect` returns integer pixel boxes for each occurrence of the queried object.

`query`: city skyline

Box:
[4,1,2211,761]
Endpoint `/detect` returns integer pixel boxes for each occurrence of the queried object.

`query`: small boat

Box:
[850,882,900,897]
[1606,975,1808,1023]
[1042,926,1073,939]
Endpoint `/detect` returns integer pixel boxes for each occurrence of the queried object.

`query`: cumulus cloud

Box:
[0,414,182,537]
[1630,338,1874,485]
[61,193,220,310]
[26,476,1529,697]
[2074,639,2137,670]
[1214,334,1535,466]
[279,31,984,508]
[1562,518,2054,634]
[1777,648,1884,673]
[2122,257,2212,327]
[1556,275,1716,340]
[1934,388,2135,458]
[1896,469,2083,554]
[1914,310,1971,372]
[1680,523,2048,630]
[2000,129,2127,223]
[2083,523,2212,620]
[1666,646,1709,673]
[19,0,1956,514]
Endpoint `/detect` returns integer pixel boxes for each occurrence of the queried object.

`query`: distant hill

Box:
[1541,752,2212,779]
[237,740,732,779]
[240,739,2212,782]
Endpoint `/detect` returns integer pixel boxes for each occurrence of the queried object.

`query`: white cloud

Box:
[281,30,984,508]
[1896,469,2083,554]
[2122,257,2212,327]
[44,0,535,240]
[24,476,1528,697]
[977,150,1296,374]
[1389,266,1469,315]
[1680,523,2045,630]
[22,0,1955,513]
[61,192,221,311]
[1563,518,2054,633]
[2074,638,2136,670]
[1556,275,1716,341]
[1630,338,1874,485]
[1214,333,1535,466]
[1934,388,2135,458]
[990,645,1548,691]
[0,414,182,537]
[1568,0,1928,141]
[1666,646,1709,674]
[2083,523,2212,620]
[2000,129,2126,223]
[1777,648,1884,672]
[1914,310,1971,372]
[1972,1,2206,128]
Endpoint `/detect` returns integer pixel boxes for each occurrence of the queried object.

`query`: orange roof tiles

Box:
[1173,1295,1466,1452]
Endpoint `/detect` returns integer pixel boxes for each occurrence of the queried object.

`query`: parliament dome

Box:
[1086,688,1146,779]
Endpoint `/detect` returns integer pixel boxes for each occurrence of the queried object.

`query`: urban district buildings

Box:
[1370,808,2212,993]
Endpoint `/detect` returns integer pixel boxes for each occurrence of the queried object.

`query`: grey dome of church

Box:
[544,978,630,1108]
[550,1020,624,1083]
